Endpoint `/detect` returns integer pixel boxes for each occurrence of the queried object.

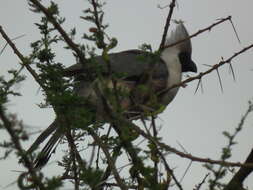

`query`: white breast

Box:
[160,48,182,105]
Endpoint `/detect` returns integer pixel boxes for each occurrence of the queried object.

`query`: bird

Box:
[26,22,197,169]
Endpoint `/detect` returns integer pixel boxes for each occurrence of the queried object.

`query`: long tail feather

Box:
[27,120,58,154]
[26,120,64,169]
[34,129,63,169]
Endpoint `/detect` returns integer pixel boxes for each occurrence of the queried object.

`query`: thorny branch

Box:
[116,116,253,168]
[160,43,253,95]
[164,16,232,49]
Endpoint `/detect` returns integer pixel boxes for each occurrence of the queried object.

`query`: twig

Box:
[103,182,137,189]
[65,130,86,170]
[91,0,102,32]
[151,116,159,182]
[96,145,123,190]
[65,130,80,190]
[159,0,177,50]
[91,0,106,49]
[28,0,86,63]
[0,108,46,189]
[0,26,44,90]
[159,150,184,190]
[95,126,122,190]
[88,129,128,190]
[194,173,209,190]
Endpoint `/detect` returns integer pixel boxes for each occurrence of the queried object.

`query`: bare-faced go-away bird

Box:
[26,22,197,169]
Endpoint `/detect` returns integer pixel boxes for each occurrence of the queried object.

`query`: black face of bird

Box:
[178,51,197,73]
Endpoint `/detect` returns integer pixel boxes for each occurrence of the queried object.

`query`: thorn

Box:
[157,4,170,9]
[228,62,236,81]
[176,141,188,153]
[216,68,224,93]
[11,34,26,41]
[229,19,241,44]
[176,141,192,183]
[173,19,184,25]
[0,43,8,55]
[180,161,192,183]
[194,78,202,94]
[0,34,26,55]
[200,79,204,94]
[203,64,212,67]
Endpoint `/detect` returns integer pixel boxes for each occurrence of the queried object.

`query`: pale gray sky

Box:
[0,0,253,189]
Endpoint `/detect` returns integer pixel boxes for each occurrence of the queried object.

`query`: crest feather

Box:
[165,21,192,53]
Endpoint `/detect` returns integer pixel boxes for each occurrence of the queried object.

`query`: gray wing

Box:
[64,50,168,81]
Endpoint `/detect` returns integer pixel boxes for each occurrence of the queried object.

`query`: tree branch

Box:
[0,26,45,90]
[159,0,177,50]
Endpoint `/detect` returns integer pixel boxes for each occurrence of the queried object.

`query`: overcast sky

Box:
[1,0,253,189]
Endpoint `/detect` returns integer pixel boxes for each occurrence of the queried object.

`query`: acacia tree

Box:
[0,1,253,190]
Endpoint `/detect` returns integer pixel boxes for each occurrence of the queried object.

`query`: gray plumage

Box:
[65,50,168,81]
